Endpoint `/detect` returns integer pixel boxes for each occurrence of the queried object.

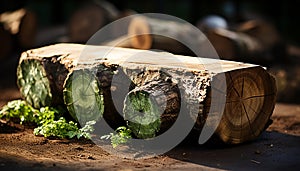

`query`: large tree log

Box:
[126,16,199,55]
[205,28,263,62]
[204,20,285,65]
[68,1,119,43]
[236,20,281,51]
[17,43,276,144]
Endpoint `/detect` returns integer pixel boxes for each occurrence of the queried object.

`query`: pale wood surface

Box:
[22,43,258,74]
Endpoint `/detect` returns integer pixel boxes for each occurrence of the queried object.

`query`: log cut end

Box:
[128,16,152,50]
[17,51,71,108]
[124,89,162,139]
[63,69,104,125]
[203,67,277,144]
[17,59,52,108]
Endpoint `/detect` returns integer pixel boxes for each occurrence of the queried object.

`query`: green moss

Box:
[124,91,161,139]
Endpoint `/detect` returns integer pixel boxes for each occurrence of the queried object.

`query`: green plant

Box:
[0,100,95,140]
[0,100,64,125]
[101,126,132,148]
[34,118,96,139]
[37,106,63,125]
[0,100,38,124]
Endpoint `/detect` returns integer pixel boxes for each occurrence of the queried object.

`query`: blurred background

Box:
[1,0,300,105]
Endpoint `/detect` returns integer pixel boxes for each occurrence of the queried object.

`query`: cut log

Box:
[68,1,119,43]
[205,28,263,62]
[123,66,276,144]
[236,20,281,50]
[68,4,109,43]
[124,72,180,139]
[201,67,276,144]
[204,20,285,65]
[17,44,81,108]
[127,16,198,55]
[17,43,276,144]
[17,44,125,126]
[236,19,286,64]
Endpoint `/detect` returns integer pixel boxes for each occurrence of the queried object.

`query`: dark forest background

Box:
[1,0,299,46]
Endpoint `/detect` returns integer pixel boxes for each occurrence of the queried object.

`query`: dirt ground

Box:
[0,56,299,171]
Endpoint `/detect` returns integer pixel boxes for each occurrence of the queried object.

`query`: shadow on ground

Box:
[167,131,300,170]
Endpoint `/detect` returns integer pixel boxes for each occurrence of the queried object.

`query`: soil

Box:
[0,55,299,171]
